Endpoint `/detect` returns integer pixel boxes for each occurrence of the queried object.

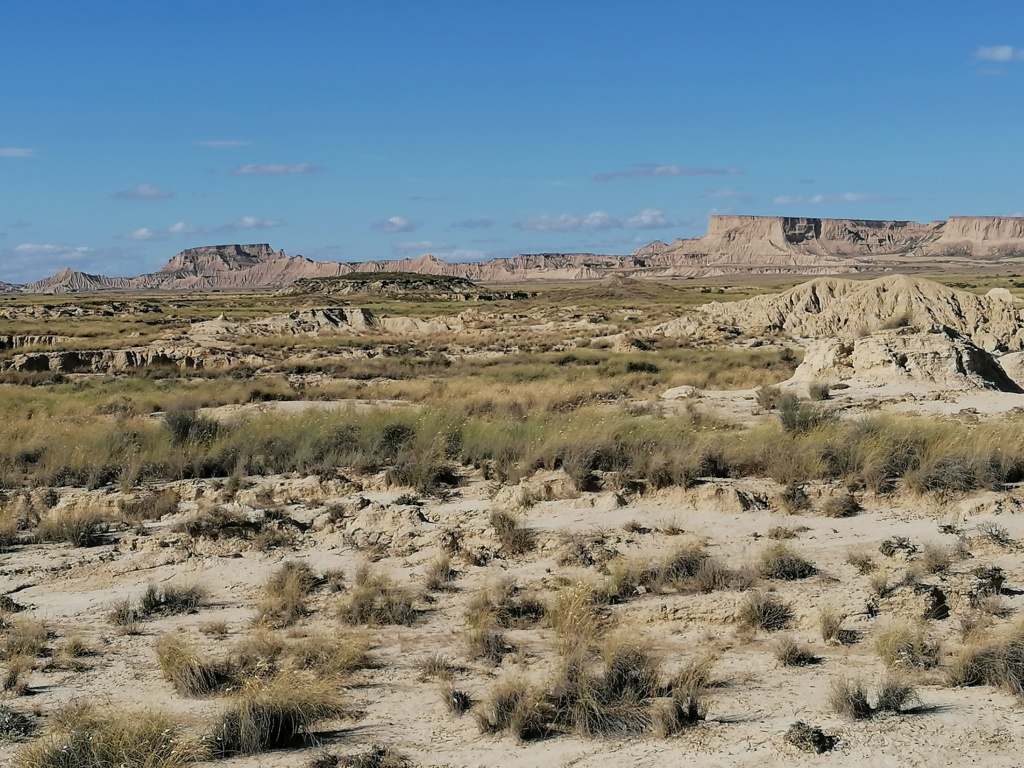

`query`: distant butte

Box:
[8,215,1024,293]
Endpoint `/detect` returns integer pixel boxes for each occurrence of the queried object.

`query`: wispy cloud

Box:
[451,218,494,230]
[195,139,252,148]
[517,211,621,232]
[594,163,742,182]
[112,183,175,200]
[14,243,91,256]
[120,227,163,241]
[392,240,451,255]
[230,216,283,229]
[372,216,417,233]
[625,208,673,229]
[703,187,755,202]
[228,163,324,175]
[517,208,677,232]
[168,221,199,235]
[975,45,1024,61]
[0,148,36,158]
[773,192,878,205]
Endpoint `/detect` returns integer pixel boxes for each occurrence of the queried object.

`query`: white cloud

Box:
[773,192,877,205]
[625,208,672,229]
[516,211,622,232]
[975,45,1024,61]
[112,183,175,200]
[231,216,283,229]
[121,228,162,241]
[228,163,324,175]
[392,240,450,254]
[0,148,36,158]
[195,139,252,148]
[451,218,494,230]
[372,216,417,233]
[14,243,91,256]
[595,163,742,182]
[168,221,200,234]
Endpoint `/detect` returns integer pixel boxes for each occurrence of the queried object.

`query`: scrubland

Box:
[4,278,1024,767]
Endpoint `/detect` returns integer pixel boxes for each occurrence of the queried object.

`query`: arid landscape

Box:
[6,220,1024,767]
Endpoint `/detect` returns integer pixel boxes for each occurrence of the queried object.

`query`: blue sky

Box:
[1,0,1022,282]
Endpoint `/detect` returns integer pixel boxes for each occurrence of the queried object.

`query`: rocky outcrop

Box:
[0,335,78,350]
[187,307,464,341]
[649,274,1024,352]
[792,326,1023,392]
[2,345,265,374]
[279,273,535,301]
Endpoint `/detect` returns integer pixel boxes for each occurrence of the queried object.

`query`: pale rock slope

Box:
[651,274,1024,352]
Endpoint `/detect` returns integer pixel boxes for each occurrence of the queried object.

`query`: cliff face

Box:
[935,217,1024,257]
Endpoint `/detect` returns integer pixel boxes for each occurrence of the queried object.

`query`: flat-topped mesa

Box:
[701,215,940,255]
[158,244,287,276]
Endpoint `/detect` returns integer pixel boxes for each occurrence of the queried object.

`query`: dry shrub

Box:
[210,674,347,757]
[0,703,35,740]
[466,578,545,630]
[868,571,890,597]
[758,543,816,581]
[773,636,818,667]
[606,544,713,597]
[418,653,457,681]
[652,657,713,737]
[919,542,953,574]
[875,622,940,669]
[821,492,859,518]
[154,633,233,697]
[335,744,412,768]
[441,683,473,717]
[257,561,318,628]
[808,381,831,401]
[557,529,614,567]
[845,548,875,574]
[738,591,793,632]
[13,703,204,768]
[0,618,47,661]
[423,555,457,591]
[176,506,263,541]
[818,605,845,644]
[117,488,180,523]
[875,675,921,713]
[489,510,535,555]
[232,632,285,680]
[828,677,872,720]
[784,721,837,754]
[466,626,509,665]
[338,567,416,626]
[291,632,372,676]
[140,583,206,617]
[475,677,551,741]
[947,623,1024,694]
[779,483,810,513]
[3,655,32,695]
[546,583,604,654]
[35,507,110,547]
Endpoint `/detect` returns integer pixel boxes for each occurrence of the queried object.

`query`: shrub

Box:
[845,548,875,574]
[489,510,535,555]
[919,543,953,574]
[651,656,713,737]
[423,555,457,591]
[756,385,783,410]
[256,561,318,628]
[738,592,793,632]
[210,675,347,757]
[875,622,939,669]
[818,606,845,644]
[0,619,47,660]
[163,407,220,445]
[13,703,203,767]
[875,676,921,713]
[758,543,816,580]
[466,578,545,631]
[828,677,872,720]
[773,636,818,667]
[441,683,473,717]
[154,634,233,697]
[784,721,837,754]
[140,583,206,617]
[880,536,918,558]
[947,625,1024,694]
[808,381,831,401]
[291,633,372,676]
[334,745,412,768]
[821,492,859,518]
[779,483,810,513]
[0,703,35,740]
[338,569,416,626]
[475,677,550,741]
[35,508,110,547]
[466,626,509,665]
[777,395,836,433]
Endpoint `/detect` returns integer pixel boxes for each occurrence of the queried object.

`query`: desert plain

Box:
[7,219,1024,766]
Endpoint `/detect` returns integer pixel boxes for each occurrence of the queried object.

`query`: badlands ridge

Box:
[7,215,1024,293]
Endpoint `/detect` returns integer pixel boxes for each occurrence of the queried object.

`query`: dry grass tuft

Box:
[35,507,110,547]
[821,492,860,518]
[875,622,940,669]
[738,591,793,632]
[875,675,921,713]
[210,674,347,757]
[154,633,233,697]
[773,636,818,667]
[339,567,417,626]
[291,632,373,676]
[423,555,457,591]
[256,561,318,628]
[818,605,845,644]
[489,510,536,555]
[828,677,872,720]
[475,676,551,742]
[758,543,816,581]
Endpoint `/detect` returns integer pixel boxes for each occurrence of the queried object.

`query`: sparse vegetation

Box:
[339,566,417,626]
[738,591,793,632]
[758,543,816,580]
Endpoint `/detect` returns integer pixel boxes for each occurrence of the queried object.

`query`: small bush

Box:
[738,592,793,632]
[423,555,457,591]
[441,683,473,716]
[874,622,939,669]
[758,543,816,581]
[756,385,783,410]
[779,483,810,513]
[784,721,837,754]
[489,510,535,555]
[141,583,206,617]
[257,561,318,628]
[339,569,416,626]
[466,626,509,665]
[335,744,412,768]
[818,606,845,644]
[0,619,47,660]
[163,407,220,445]
[291,633,373,676]
[845,548,875,574]
[773,636,818,667]
[778,395,836,433]
[880,536,918,558]
[808,381,831,401]
[155,634,233,697]
[475,677,550,742]
[919,543,953,574]
[0,703,36,740]
[35,508,110,547]
[821,493,859,518]
[875,676,921,713]
[829,677,872,720]
[210,674,347,757]
[652,660,711,737]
